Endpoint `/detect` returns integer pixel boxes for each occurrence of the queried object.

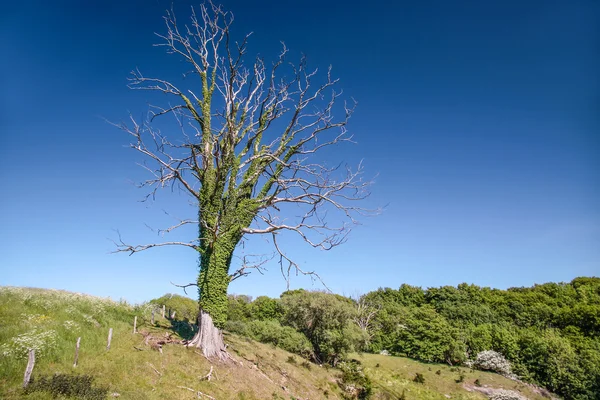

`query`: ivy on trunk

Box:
[113,1,374,358]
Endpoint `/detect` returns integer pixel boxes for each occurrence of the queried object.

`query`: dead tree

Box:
[352,295,380,349]
[113,1,374,360]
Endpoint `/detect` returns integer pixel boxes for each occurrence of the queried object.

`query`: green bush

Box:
[338,360,372,399]
[251,296,283,321]
[225,319,313,358]
[23,373,108,400]
[281,290,363,365]
[392,306,465,364]
[149,294,198,322]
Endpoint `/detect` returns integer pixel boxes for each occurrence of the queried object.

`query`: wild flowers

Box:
[1,329,58,359]
[62,320,80,331]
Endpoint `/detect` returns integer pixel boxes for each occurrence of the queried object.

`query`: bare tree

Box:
[113,2,373,360]
[352,294,380,350]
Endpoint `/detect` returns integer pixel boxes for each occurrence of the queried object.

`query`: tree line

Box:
[155,276,600,400]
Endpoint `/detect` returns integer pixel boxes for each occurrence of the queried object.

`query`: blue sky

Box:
[1,0,598,303]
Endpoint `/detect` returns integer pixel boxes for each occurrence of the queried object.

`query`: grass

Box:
[0,287,552,399]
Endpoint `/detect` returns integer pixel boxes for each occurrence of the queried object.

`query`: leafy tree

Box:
[281,290,363,364]
[250,296,283,321]
[226,294,253,322]
[392,305,465,364]
[113,2,371,359]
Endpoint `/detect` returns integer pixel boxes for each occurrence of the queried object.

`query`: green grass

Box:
[0,287,552,399]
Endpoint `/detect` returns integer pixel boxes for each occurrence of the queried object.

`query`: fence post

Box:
[73,337,81,367]
[107,328,113,350]
[23,349,35,387]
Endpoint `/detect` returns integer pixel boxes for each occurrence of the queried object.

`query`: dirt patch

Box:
[464,384,529,400]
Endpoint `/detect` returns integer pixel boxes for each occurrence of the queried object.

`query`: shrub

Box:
[149,294,198,322]
[23,373,108,400]
[251,296,283,321]
[281,290,363,364]
[226,319,313,358]
[391,306,465,364]
[473,350,512,375]
[413,373,425,384]
[338,361,372,399]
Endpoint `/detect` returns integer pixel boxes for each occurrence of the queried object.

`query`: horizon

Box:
[1,0,598,304]
[2,275,598,305]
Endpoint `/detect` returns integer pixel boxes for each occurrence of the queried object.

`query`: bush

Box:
[149,294,198,322]
[251,296,283,321]
[473,350,512,375]
[391,306,466,364]
[225,319,313,358]
[338,361,372,399]
[281,290,363,365]
[23,373,108,400]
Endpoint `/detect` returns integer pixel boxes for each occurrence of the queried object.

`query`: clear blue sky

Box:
[1,0,598,303]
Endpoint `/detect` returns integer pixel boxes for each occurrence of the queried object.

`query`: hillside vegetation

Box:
[0,279,598,399]
[223,278,600,400]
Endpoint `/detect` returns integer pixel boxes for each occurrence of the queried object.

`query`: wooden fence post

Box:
[73,337,81,367]
[23,349,35,387]
[133,316,137,334]
[106,328,113,350]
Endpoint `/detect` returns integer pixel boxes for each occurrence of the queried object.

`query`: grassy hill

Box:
[0,287,553,399]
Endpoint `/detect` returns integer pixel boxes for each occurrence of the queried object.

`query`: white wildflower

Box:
[63,320,80,331]
[0,329,58,359]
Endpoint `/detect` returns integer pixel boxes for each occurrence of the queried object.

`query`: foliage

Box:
[251,296,283,321]
[23,373,108,400]
[2,286,566,400]
[338,360,372,399]
[149,293,198,322]
[227,294,254,322]
[225,319,313,358]
[281,291,364,365]
[358,277,600,400]
[391,306,466,364]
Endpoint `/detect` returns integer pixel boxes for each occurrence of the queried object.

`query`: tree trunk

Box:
[190,224,241,360]
[186,310,230,361]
